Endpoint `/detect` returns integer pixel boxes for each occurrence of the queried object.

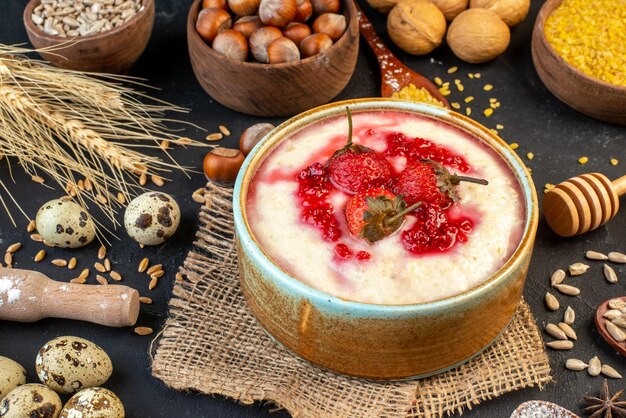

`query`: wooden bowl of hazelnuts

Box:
[187,0,359,116]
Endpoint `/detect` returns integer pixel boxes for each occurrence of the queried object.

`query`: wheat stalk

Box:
[0,44,204,231]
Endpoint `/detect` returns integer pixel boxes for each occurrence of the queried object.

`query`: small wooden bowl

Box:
[23,0,155,74]
[186,0,359,117]
[531,0,626,125]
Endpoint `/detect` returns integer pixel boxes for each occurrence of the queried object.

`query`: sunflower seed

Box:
[608,252,626,264]
[611,316,626,329]
[98,245,107,260]
[546,323,567,340]
[104,258,111,272]
[565,359,588,371]
[557,322,577,340]
[606,322,626,342]
[148,277,158,290]
[51,259,67,267]
[6,243,21,254]
[545,292,560,311]
[601,364,622,379]
[608,298,626,310]
[110,271,122,281]
[34,250,46,262]
[94,262,106,273]
[96,274,108,285]
[604,310,623,320]
[134,326,153,336]
[550,269,566,286]
[139,297,153,304]
[146,264,162,276]
[564,306,575,325]
[603,264,618,283]
[586,250,608,260]
[78,268,90,281]
[588,356,602,376]
[138,258,149,273]
[67,257,77,270]
[27,220,36,232]
[569,262,590,276]
[554,284,580,296]
[546,340,573,350]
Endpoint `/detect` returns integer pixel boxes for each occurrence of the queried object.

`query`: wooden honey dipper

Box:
[543,172,626,237]
[0,267,139,327]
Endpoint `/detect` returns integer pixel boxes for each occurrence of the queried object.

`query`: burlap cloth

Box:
[150,182,552,418]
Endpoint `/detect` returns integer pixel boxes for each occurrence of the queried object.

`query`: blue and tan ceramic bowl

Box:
[233,99,538,380]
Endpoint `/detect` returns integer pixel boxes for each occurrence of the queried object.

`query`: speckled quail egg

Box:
[60,387,124,418]
[0,383,62,418]
[124,192,180,245]
[36,336,112,395]
[0,357,26,400]
[35,198,95,248]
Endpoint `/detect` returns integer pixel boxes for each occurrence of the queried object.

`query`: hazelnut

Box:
[213,29,249,61]
[310,0,340,15]
[203,148,245,185]
[387,0,446,55]
[447,8,510,63]
[299,33,333,58]
[469,0,529,27]
[312,13,346,42]
[240,123,275,155]
[259,0,297,27]
[233,15,263,38]
[283,22,312,45]
[228,0,261,16]
[249,26,283,62]
[267,37,301,63]
[430,0,468,21]
[294,0,313,21]
[196,7,233,43]
[203,0,229,10]
[365,0,400,14]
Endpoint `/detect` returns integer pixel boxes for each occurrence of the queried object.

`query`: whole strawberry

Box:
[326,108,392,194]
[395,160,488,208]
[345,188,422,244]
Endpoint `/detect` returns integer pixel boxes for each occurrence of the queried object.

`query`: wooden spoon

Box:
[595,296,626,358]
[356,3,449,107]
[0,267,139,327]
[543,173,626,237]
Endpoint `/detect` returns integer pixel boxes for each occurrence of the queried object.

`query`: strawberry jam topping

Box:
[296,162,342,242]
[401,204,474,254]
[334,243,371,261]
[385,132,470,173]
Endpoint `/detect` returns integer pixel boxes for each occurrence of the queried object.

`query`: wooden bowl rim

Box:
[23,0,155,43]
[534,0,626,93]
[187,0,358,69]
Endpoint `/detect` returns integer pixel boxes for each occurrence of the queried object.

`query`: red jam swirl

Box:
[384,132,471,173]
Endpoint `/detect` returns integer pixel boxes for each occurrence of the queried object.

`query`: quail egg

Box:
[0,383,62,418]
[60,387,124,418]
[35,198,95,248]
[36,336,112,395]
[0,357,26,400]
[124,192,180,245]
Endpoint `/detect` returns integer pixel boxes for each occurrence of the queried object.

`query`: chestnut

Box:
[312,13,346,41]
[268,37,301,63]
[228,0,261,16]
[213,29,249,61]
[196,7,232,43]
[203,147,245,185]
[233,15,263,38]
[283,22,311,46]
[203,0,229,10]
[310,0,340,15]
[239,123,275,155]
[259,0,297,27]
[294,0,313,21]
[249,26,283,62]
[299,32,333,58]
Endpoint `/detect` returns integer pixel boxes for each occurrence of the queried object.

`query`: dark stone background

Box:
[1,0,625,416]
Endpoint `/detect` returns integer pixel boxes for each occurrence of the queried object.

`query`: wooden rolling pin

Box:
[0,267,139,327]
[543,172,626,237]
